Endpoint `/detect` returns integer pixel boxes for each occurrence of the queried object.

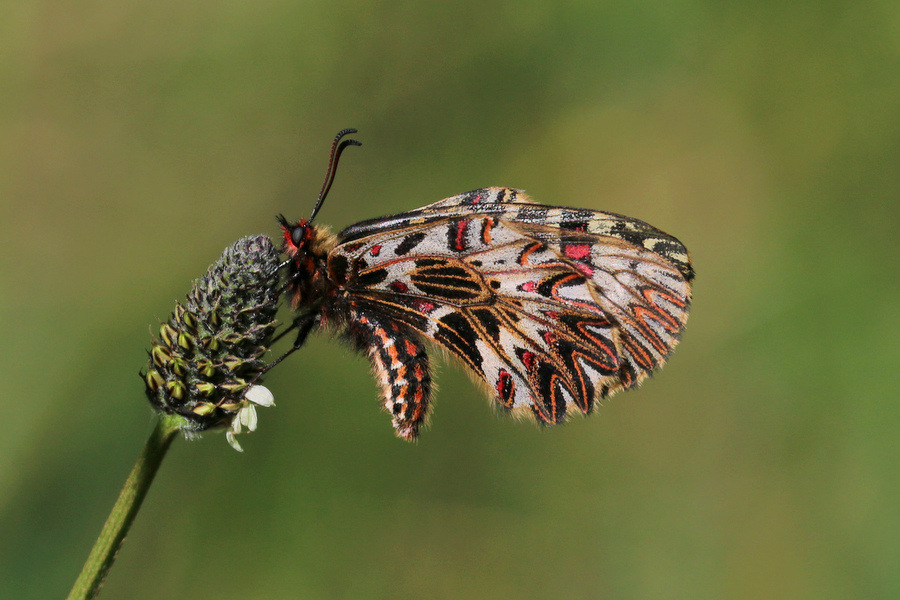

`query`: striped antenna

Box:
[309,128,361,222]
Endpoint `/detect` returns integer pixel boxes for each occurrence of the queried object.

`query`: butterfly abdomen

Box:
[345,310,432,441]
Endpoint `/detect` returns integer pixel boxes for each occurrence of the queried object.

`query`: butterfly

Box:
[276,129,693,440]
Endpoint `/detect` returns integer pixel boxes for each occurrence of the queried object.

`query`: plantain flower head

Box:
[142,235,281,449]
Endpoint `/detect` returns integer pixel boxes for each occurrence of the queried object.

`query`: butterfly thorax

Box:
[279,218,338,309]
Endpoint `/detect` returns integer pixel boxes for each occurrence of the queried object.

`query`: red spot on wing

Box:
[453,220,469,251]
[520,350,535,370]
[390,280,409,293]
[414,300,436,313]
[370,244,382,256]
[521,281,538,293]
[574,262,594,277]
[496,369,515,406]
[564,244,591,260]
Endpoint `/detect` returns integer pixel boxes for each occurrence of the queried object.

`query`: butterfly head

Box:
[277,215,336,308]
[277,215,313,258]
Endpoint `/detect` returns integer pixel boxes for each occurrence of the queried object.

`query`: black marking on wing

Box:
[471,307,502,342]
[433,311,483,372]
[394,232,426,256]
[355,267,388,288]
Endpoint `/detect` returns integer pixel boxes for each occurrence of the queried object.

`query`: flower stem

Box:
[67,414,182,600]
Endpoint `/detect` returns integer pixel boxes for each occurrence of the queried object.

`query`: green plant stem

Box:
[67,414,182,600]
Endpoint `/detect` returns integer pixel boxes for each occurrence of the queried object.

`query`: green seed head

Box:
[141,235,281,435]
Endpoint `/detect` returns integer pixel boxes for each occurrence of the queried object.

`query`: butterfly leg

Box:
[290,312,320,350]
[260,312,321,374]
[347,313,432,441]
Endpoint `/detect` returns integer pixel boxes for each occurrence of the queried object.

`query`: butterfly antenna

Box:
[309,128,362,222]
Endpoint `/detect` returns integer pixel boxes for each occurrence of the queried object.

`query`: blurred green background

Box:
[2,1,898,599]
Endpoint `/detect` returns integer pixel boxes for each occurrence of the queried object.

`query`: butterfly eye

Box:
[291,226,305,247]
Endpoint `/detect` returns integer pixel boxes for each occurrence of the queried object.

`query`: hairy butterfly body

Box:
[279,130,693,441]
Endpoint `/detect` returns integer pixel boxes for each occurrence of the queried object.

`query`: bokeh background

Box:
[2,2,898,599]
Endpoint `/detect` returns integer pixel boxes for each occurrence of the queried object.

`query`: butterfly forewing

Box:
[327,187,692,426]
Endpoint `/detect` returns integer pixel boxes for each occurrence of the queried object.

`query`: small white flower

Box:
[226,430,243,452]
[239,404,258,431]
[225,385,275,452]
[245,385,275,407]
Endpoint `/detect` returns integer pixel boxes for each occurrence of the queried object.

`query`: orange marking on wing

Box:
[547,374,564,422]
[576,326,619,368]
[548,273,599,312]
[622,335,654,370]
[518,242,543,266]
[641,288,684,330]
[632,306,672,354]
[569,354,592,411]
[644,286,686,309]
[481,218,494,244]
